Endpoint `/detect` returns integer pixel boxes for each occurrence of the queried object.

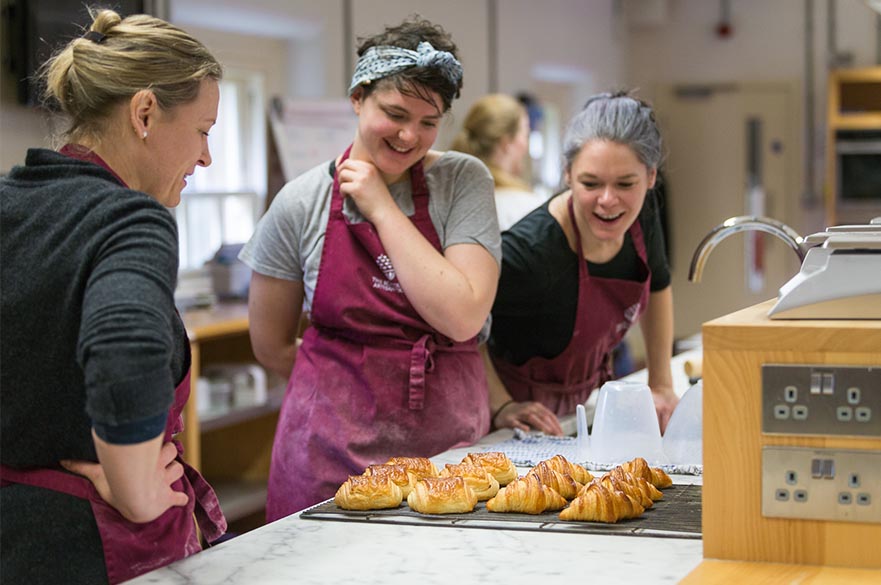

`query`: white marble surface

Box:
[127,349,705,585]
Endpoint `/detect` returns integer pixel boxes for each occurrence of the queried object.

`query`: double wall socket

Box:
[762,446,881,523]
[762,364,881,437]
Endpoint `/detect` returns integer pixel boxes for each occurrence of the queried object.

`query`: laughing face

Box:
[566,139,657,252]
[349,86,443,184]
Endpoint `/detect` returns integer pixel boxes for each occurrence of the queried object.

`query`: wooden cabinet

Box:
[179,303,283,532]
[824,67,881,226]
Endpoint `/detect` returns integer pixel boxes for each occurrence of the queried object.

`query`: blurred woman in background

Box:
[452,93,546,230]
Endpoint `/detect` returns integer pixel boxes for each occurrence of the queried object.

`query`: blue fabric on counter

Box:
[482,428,703,476]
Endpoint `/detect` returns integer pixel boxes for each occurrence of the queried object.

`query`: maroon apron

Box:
[1,145,226,584]
[266,146,490,519]
[492,195,651,417]
[0,358,227,584]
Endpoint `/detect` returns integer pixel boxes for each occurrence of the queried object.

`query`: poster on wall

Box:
[268,97,357,185]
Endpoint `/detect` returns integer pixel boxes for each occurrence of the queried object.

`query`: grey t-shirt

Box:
[241,150,502,316]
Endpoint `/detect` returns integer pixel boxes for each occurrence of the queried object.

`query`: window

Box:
[173,69,266,272]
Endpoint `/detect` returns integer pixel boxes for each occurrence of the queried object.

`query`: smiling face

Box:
[141,79,219,207]
[350,86,443,183]
[566,139,657,251]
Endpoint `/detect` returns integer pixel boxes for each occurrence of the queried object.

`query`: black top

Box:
[0,148,188,584]
[489,192,671,366]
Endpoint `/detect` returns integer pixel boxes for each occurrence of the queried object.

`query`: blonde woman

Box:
[1,9,225,583]
[452,93,546,230]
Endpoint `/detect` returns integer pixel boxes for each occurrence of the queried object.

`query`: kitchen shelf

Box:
[199,385,286,433]
[825,66,881,226]
[211,480,269,523]
[180,302,279,534]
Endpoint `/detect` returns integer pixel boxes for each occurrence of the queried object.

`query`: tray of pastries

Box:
[302,453,700,539]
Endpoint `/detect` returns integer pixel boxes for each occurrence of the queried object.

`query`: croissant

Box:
[407,476,478,514]
[608,466,663,501]
[363,464,417,498]
[460,452,518,486]
[526,461,581,500]
[559,481,643,523]
[542,454,594,485]
[596,473,652,508]
[334,474,403,510]
[486,474,567,514]
[439,463,500,501]
[384,456,439,480]
[621,457,673,488]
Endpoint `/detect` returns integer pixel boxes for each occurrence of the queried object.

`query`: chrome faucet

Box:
[688,216,807,282]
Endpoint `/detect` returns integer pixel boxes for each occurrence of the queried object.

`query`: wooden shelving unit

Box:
[179,303,280,532]
[825,66,881,226]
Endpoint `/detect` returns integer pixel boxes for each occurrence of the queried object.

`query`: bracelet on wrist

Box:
[491,399,515,428]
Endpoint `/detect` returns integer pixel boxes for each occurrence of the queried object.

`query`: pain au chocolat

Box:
[460,451,517,486]
[407,476,478,514]
[439,463,500,501]
[384,456,439,481]
[334,474,403,510]
[363,463,417,498]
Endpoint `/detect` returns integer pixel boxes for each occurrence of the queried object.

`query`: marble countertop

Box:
[128,350,704,584]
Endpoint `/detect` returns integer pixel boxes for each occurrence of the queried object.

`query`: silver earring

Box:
[142,131,148,139]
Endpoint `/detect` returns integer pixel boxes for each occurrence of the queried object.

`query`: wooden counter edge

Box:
[680,560,881,584]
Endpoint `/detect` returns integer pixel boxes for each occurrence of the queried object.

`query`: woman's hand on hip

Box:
[62,438,189,523]
[495,401,564,436]
[337,159,396,223]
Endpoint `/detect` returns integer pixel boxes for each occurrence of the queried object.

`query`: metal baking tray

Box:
[301,484,701,539]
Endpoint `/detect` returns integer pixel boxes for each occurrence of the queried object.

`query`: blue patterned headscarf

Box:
[348,41,463,96]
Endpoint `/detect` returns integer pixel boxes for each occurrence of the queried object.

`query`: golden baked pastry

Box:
[526,461,581,500]
[363,464,417,498]
[559,481,644,523]
[486,474,567,514]
[596,473,653,508]
[621,457,673,489]
[439,463,500,501]
[407,476,478,514]
[608,466,663,501]
[542,454,594,485]
[384,456,439,481]
[334,474,403,510]
[460,451,517,486]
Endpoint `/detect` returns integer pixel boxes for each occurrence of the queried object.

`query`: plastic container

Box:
[662,381,703,466]
[590,380,667,465]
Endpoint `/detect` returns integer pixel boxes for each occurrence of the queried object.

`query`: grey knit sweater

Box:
[1,148,189,583]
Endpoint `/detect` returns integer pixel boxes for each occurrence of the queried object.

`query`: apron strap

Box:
[0,464,92,500]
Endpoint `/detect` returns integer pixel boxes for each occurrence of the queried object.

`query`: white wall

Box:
[625,0,880,234]
[497,0,625,118]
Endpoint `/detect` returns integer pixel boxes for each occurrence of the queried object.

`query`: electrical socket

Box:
[762,446,881,523]
[762,364,881,437]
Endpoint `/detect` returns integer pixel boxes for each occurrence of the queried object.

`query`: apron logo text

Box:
[371,276,404,293]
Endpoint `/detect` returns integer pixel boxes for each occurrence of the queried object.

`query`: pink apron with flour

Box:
[266,146,490,519]
[492,196,651,416]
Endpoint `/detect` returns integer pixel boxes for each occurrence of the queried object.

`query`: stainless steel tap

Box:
[688,216,807,283]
